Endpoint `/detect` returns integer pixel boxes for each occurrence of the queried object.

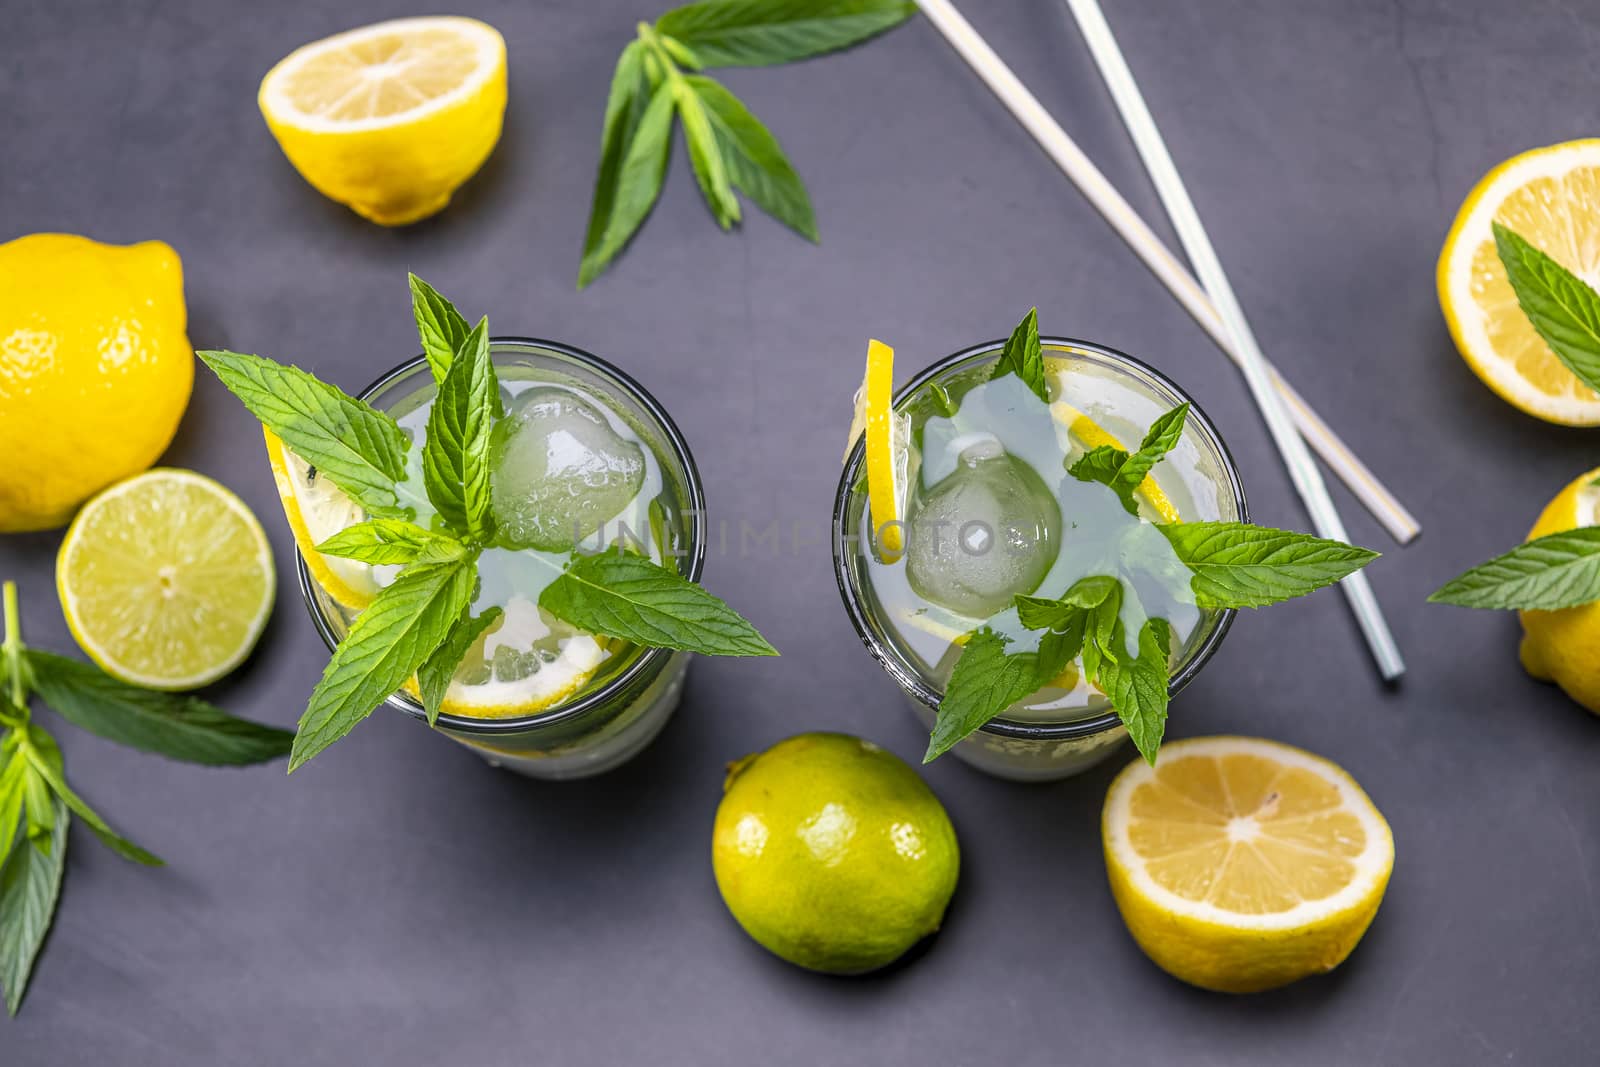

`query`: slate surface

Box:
[4,1,1598,1063]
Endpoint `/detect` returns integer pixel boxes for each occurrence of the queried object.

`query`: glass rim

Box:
[831,334,1249,742]
[297,336,707,736]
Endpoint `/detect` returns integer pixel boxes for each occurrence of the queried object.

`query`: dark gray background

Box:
[3,0,1598,1062]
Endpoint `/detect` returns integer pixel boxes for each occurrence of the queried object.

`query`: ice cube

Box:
[905,442,1060,618]
[491,387,646,550]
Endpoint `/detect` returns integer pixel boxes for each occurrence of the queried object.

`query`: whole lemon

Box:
[0,234,192,532]
[1518,466,1600,712]
[711,733,959,975]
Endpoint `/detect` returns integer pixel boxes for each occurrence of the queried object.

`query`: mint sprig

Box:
[578,0,915,287]
[922,317,1377,764]
[0,581,291,1014]
[202,277,777,772]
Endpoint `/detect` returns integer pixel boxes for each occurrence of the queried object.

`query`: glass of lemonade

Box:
[299,338,704,779]
[833,335,1247,781]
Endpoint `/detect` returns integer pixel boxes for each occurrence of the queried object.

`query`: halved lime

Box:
[57,468,275,690]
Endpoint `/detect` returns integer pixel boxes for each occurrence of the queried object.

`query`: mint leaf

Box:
[687,74,818,241]
[24,651,292,766]
[0,796,65,1016]
[290,554,478,771]
[1113,403,1188,501]
[1429,527,1600,610]
[199,351,409,516]
[1067,445,1127,491]
[22,727,160,866]
[1493,222,1600,394]
[926,629,1042,762]
[655,0,917,67]
[674,79,741,229]
[417,607,503,727]
[990,307,1047,402]
[581,40,657,288]
[408,274,472,385]
[580,82,678,288]
[422,319,497,541]
[1096,618,1172,765]
[0,751,24,873]
[1159,522,1377,609]
[316,519,458,566]
[539,552,777,656]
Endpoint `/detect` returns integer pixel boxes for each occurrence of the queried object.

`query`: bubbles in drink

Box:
[904,438,1060,618]
[491,387,646,550]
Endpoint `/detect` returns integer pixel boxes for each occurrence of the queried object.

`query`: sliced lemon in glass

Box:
[402,596,606,719]
[258,16,507,226]
[845,339,911,561]
[1103,735,1394,993]
[263,428,379,611]
[1439,139,1600,425]
[56,469,275,690]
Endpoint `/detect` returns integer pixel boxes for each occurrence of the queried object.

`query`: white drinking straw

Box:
[911,0,1421,550]
[1059,0,1403,680]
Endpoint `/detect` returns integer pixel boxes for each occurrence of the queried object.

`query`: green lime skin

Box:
[711,732,960,975]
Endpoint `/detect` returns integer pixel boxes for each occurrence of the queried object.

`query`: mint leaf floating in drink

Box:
[1492,222,1600,393]
[578,0,916,286]
[198,350,410,517]
[1068,402,1190,515]
[926,629,1055,762]
[540,552,778,657]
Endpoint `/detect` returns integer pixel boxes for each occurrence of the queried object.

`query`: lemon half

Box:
[57,469,275,690]
[1103,735,1393,993]
[259,16,507,225]
[1439,139,1600,424]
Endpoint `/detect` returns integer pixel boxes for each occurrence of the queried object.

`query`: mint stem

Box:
[3,580,25,711]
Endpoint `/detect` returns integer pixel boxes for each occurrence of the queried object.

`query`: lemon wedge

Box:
[402,596,606,719]
[1439,139,1600,424]
[57,469,275,690]
[1051,401,1181,524]
[1103,736,1394,993]
[852,339,910,561]
[263,428,380,611]
[258,16,507,225]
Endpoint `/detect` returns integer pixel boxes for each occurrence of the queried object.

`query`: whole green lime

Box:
[711,732,960,974]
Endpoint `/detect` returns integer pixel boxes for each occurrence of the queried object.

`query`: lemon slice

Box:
[258,16,507,225]
[402,596,606,719]
[1439,139,1600,424]
[56,469,275,690]
[263,428,380,611]
[1103,736,1393,993]
[1051,401,1181,524]
[853,339,911,561]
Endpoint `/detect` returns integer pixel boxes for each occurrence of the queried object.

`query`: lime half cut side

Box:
[57,468,276,690]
